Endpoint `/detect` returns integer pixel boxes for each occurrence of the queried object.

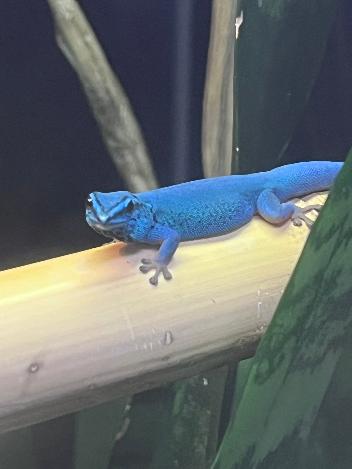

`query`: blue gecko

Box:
[86,161,342,285]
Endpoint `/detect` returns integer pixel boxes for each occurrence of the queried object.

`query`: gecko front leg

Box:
[139,224,181,286]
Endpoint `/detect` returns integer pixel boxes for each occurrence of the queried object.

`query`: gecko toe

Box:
[292,203,322,229]
[139,264,152,274]
[162,268,172,281]
[141,258,153,265]
[293,218,303,227]
[139,259,172,285]
[149,274,159,286]
[304,204,322,213]
[302,215,314,228]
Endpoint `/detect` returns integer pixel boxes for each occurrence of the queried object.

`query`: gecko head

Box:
[85,191,152,240]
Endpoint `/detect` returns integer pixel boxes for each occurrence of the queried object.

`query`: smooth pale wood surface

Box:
[0,194,326,433]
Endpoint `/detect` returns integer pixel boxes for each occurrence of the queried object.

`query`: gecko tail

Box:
[271,161,344,200]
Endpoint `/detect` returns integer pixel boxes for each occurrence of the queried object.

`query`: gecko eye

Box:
[125,200,135,212]
[86,196,93,209]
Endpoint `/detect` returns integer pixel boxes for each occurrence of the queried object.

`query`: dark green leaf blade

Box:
[150,367,229,469]
[74,398,128,469]
[214,152,352,468]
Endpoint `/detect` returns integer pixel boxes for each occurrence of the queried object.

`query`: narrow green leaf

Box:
[213,151,352,468]
[234,0,337,173]
[230,358,253,416]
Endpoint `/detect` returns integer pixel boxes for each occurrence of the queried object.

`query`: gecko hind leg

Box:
[257,189,322,229]
[139,259,172,286]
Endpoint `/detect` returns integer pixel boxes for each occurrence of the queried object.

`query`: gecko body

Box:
[86,161,342,285]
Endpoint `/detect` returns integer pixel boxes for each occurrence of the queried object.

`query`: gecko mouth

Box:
[86,210,130,240]
[86,219,114,239]
[85,211,111,235]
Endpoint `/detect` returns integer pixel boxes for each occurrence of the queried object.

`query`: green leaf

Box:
[150,367,230,469]
[213,152,352,468]
[73,398,128,469]
[234,0,337,173]
[0,428,39,469]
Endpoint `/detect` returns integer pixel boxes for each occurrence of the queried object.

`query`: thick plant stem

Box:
[202,0,237,177]
[47,0,158,192]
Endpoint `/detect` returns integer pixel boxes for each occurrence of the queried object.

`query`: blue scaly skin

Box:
[86,161,343,285]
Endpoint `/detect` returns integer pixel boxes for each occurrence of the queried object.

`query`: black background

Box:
[1,1,352,270]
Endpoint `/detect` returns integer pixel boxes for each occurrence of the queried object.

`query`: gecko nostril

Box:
[99,213,110,224]
[86,196,93,209]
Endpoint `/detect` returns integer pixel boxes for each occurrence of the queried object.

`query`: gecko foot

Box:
[139,258,172,286]
[292,204,322,229]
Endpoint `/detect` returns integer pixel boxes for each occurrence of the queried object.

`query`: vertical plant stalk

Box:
[47,0,158,192]
[150,367,230,469]
[202,0,237,177]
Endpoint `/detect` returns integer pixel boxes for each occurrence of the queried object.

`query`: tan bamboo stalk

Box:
[202,0,237,177]
[0,194,326,433]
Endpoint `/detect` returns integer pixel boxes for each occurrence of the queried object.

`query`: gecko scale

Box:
[86,161,343,285]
